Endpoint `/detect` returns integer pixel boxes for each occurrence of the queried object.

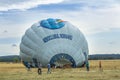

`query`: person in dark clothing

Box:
[27,62,31,71]
[38,62,42,75]
[99,61,103,71]
[86,61,89,71]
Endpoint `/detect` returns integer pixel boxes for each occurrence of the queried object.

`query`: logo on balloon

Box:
[43,34,73,43]
[40,18,65,29]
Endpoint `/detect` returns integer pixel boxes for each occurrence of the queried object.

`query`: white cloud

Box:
[0,0,120,37]
[0,0,64,11]
[0,0,120,55]
[0,44,19,56]
[0,21,32,38]
[63,2,120,35]
[63,0,119,6]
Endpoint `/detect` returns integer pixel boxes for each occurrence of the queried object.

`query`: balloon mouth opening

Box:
[50,53,76,68]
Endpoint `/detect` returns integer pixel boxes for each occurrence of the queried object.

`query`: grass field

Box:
[0,60,120,80]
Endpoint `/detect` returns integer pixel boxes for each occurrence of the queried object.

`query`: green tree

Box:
[13,57,19,63]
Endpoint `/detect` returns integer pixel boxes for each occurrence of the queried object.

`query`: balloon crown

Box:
[40,18,65,29]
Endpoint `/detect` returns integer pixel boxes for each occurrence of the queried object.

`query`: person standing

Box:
[99,61,103,71]
[38,62,42,75]
[27,62,31,71]
[86,61,89,71]
[47,63,51,74]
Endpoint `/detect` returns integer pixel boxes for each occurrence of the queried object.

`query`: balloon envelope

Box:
[20,18,89,68]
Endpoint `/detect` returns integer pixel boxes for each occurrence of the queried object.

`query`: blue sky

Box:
[0,0,120,56]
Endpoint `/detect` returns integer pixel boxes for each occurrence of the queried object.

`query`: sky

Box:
[0,0,120,56]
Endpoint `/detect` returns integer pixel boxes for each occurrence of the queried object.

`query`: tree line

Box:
[0,54,120,62]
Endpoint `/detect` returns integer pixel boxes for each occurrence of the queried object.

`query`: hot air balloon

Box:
[20,18,89,68]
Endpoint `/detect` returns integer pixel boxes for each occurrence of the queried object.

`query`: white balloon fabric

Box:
[20,18,89,68]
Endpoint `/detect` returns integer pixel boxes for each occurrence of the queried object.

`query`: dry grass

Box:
[0,60,120,80]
